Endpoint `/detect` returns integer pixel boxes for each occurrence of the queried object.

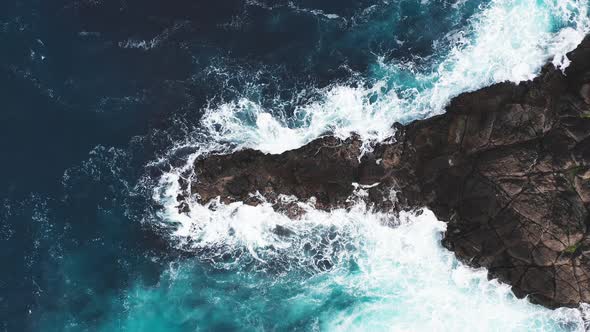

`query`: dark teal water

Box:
[1,1,589,331]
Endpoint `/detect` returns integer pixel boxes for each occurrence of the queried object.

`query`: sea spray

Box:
[148,182,589,330]
[191,0,589,156]
[147,0,590,330]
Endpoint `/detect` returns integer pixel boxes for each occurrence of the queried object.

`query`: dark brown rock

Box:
[178,36,590,309]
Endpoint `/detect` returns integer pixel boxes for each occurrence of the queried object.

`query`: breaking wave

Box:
[193,0,589,154]
[144,0,590,330]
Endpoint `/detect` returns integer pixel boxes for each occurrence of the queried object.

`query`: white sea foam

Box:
[118,38,160,51]
[150,0,590,329]
[195,0,589,155]
[151,175,588,330]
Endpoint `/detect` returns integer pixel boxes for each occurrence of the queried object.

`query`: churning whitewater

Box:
[195,0,590,154]
[6,0,590,330]
[141,0,590,331]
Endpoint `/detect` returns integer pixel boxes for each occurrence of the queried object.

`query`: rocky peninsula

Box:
[177,36,590,309]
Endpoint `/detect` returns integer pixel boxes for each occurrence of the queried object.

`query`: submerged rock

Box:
[179,35,590,309]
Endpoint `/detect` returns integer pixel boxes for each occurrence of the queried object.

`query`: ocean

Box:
[1,0,590,331]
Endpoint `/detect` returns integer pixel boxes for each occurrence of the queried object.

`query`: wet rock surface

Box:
[178,36,590,308]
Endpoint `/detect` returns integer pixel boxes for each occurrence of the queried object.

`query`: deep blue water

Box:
[1,1,589,331]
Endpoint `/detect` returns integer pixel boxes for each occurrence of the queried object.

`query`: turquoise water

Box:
[2,0,590,331]
[106,207,588,331]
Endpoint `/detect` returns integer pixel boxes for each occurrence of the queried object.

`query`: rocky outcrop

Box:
[177,36,590,308]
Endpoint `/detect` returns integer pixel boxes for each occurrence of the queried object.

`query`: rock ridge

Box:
[177,36,590,308]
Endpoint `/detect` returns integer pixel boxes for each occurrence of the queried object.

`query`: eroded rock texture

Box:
[178,36,590,308]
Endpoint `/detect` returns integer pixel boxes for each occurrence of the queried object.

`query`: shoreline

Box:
[178,35,590,309]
